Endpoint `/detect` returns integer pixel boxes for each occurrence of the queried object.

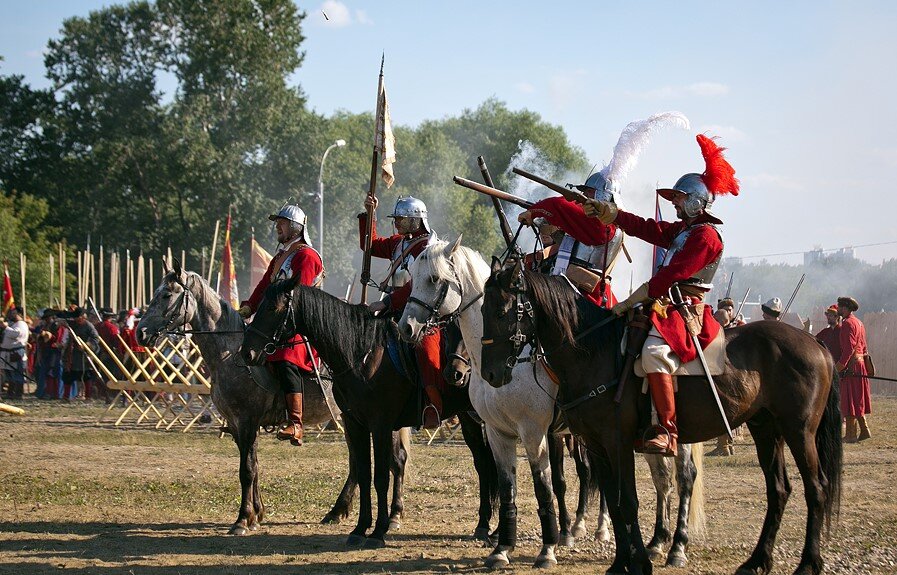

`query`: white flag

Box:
[375,76,396,188]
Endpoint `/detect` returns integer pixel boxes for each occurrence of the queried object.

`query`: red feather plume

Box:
[697,134,739,196]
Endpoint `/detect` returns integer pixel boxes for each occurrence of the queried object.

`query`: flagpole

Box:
[99,246,105,308]
[208,219,220,284]
[58,244,65,307]
[77,250,83,305]
[19,252,26,318]
[49,254,54,308]
[360,54,386,305]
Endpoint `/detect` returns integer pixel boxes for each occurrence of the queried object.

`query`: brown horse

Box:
[480,259,842,575]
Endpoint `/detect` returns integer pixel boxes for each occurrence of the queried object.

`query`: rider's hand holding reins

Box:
[238,305,253,319]
[582,199,618,224]
[611,282,651,316]
[517,210,534,226]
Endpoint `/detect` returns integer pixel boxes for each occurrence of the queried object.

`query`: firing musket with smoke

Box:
[511,167,591,205]
[452,176,534,209]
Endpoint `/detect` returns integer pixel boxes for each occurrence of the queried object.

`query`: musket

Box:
[453,176,533,209]
[724,272,735,299]
[359,57,386,305]
[512,167,590,204]
[732,288,751,319]
[672,284,734,440]
[780,273,806,320]
[478,156,514,248]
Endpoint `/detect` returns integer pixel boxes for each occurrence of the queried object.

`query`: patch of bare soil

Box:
[0,398,895,574]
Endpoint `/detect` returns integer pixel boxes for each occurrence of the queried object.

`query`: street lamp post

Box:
[317,139,347,258]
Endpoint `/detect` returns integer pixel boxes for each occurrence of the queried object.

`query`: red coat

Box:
[836,314,871,417]
[815,325,841,360]
[615,210,722,363]
[242,241,323,372]
[358,213,431,312]
[528,197,618,308]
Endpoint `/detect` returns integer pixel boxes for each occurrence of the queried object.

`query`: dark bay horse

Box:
[481,258,842,575]
[136,263,378,535]
[240,277,497,547]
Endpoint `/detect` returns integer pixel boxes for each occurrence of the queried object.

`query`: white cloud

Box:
[697,124,747,142]
[319,1,352,28]
[627,81,730,100]
[355,9,373,25]
[515,82,535,94]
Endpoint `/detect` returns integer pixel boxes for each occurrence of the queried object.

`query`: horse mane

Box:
[419,241,491,292]
[522,269,621,350]
[285,282,393,378]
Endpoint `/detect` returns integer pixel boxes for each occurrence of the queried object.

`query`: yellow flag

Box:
[375,70,396,188]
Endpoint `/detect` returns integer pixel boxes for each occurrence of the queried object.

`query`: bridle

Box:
[406,254,483,336]
[244,282,299,356]
[481,263,539,383]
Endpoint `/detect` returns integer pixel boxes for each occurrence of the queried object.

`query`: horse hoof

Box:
[572,523,588,539]
[227,525,249,536]
[248,522,260,532]
[559,533,575,548]
[345,533,365,547]
[533,555,557,569]
[364,537,386,549]
[595,528,611,543]
[473,526,491,541]
[321,513,343,525]
[734,568,763,575]
[484,552,510,570]
[648,547,665,561]
[666,553,687,568]
[388,518,401,531]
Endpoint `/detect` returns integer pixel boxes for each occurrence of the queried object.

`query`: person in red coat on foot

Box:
[239,204,324,446]
[584,134,740,457]
[359,195,444,429]
[835,296,871,442]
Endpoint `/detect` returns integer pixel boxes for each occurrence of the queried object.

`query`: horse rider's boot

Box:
[277,392,304,446]
[644,373,677,457]
[857,415,872,441]
[417,330,445,430]
[843,416,858,443]
[708,434,733,457]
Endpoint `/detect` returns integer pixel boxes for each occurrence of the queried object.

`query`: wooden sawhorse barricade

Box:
[74,331,225,432]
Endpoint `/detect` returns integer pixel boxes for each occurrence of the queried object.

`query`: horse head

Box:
[239,273,300,366]
[399,236,465,345]
[441,320,472,387]
[480,256,534,388]
[137,258,198,347]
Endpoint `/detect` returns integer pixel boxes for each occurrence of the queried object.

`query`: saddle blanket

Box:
[634,328,726,379]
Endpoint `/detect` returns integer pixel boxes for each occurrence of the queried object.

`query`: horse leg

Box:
[250,443,264,528]
[782,429,825,575]
[549,434,574,547]
[570,438,591,540]
[365,428,394,548]
[590,448,632,575]
[484,427,518,569]
[345,418,372,547]
[228,423,258,536]
[322,417,356,524]
[387,427,410,532]
[643,452,673,560]
[525,433,560,568]
[665,443,696,568]
[618,448,652,575]
[459,411,498,541]
[737,423,791,575]
[595,486,612,543]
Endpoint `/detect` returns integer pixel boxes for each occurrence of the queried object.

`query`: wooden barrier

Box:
[863,312,897,397]
[73,332,225,432]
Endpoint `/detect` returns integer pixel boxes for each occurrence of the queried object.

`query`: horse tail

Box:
[687,441,706,540]
[816,364,843,535]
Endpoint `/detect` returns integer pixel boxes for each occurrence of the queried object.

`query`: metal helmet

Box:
[575,172,618,202]
[268,204,312,245]
[387,196,431,233]
[657,173,716,220]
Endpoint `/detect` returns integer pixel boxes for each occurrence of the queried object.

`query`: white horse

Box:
[400,238,705,569]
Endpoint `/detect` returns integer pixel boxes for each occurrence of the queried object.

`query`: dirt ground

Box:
[1,398,896,575]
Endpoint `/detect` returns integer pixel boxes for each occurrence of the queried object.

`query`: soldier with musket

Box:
[239,204,324,446]
[584,134,740,456]
[358,196,445,429]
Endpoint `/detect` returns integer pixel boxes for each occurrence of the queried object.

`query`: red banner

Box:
[2,261,15,314]
[250,237,272,288]
[218,215,239,309]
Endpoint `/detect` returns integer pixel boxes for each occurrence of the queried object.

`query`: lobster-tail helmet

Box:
[657,134,740,223]
[387,196,431,233]
[269,204,312,245]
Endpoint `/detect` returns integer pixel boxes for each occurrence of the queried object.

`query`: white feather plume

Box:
[600,111,690,188]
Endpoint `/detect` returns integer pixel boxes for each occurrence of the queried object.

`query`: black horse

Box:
[481,259,842,575]
[240,277,498,546]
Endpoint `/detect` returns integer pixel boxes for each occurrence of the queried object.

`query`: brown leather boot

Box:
[277,392,304,446]
[708,434,733,457]
[857,415,871,441]
[843,416,857,443]
[644,373,677,457]
[422,384,442,430]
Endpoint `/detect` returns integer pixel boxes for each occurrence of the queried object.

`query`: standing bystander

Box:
[835,296,872,442]
[0,307,29,399]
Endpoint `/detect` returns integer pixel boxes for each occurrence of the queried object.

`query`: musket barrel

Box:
[478,156,514,247]
[452,176,534,209]
[512,167,589,204]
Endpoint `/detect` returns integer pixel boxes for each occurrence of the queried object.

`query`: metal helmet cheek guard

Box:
[576,172,618,203]
[659,173,713,218]
[269,204,312,245]
[658,134,740,222]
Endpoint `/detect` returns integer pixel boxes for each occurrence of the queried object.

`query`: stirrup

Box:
[422,405,441,430]
[642,425,675,456]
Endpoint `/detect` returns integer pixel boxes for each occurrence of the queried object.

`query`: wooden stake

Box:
[89,251,96,305]
[59,244,65,307]
[49,254,54,308]
[19,252,26,318]
[99,247,105,308]
[207,219,220,284]
[148,258,154,300]
[181,249,186,271]
[77,250,83,305]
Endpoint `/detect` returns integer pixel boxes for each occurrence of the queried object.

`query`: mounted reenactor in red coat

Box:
[358,196,444,429]
[239,204,324,446]
[585,133,740,456]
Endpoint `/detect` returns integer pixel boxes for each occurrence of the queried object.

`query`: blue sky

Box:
[2,0,896,285]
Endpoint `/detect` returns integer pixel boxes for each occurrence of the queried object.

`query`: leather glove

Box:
[518,210,534,226]
[237,305,253,319]
[611,282,651,316]
[582,199,618,224]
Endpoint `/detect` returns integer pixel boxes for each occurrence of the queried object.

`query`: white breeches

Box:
[641,326,682,375]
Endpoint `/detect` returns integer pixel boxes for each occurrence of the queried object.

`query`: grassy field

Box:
[1,398,896,574]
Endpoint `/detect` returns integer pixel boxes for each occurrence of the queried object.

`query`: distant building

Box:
[804,247,856,267]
